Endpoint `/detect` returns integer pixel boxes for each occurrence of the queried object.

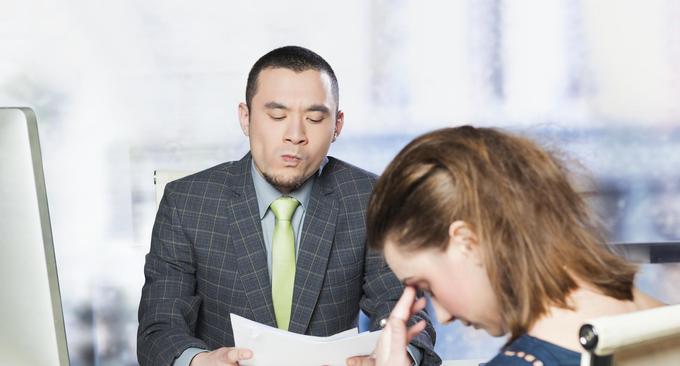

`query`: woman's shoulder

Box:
[484,334,580,366]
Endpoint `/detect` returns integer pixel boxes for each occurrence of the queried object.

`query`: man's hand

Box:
[346,286,426,366]
[190,347,253,366]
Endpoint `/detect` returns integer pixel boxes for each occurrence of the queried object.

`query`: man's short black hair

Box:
[245,45,339,110]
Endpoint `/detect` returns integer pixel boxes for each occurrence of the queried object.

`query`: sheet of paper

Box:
[231,314,382,366]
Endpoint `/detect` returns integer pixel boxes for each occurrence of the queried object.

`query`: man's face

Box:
[239,67,343,193]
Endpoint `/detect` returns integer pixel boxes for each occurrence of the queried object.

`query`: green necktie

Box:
[270,196,300,330]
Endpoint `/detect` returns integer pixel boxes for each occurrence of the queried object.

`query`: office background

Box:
[1,0,679,365]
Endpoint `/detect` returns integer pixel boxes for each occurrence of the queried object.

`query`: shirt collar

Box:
[251,159,325,219]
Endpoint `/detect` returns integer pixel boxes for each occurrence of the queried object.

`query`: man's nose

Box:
[284,118,307,144]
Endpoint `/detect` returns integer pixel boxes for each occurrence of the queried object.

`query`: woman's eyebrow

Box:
[401,277,415,286]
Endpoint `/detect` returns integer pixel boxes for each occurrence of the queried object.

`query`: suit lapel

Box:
[288,161,339,334]
[229,154,277,327]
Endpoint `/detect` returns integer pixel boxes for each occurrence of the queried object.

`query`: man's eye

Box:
[270,115,286,120]
[306,113,325,123]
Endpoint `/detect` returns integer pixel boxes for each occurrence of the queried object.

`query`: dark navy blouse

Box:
[484,334,580,366]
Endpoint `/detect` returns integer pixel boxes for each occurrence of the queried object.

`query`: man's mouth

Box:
[281,154,302,165]
[281,154,302,161]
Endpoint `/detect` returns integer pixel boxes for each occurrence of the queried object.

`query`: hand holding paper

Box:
[230,314,382,366]
[190,347,252,366]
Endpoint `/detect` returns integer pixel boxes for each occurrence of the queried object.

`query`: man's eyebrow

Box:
[306,104,330,114]
[264,102,287,110]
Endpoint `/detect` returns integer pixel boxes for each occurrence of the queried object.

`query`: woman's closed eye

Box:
[404,279,432,297]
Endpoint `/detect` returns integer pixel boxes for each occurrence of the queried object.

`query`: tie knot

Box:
[270,196,300,221]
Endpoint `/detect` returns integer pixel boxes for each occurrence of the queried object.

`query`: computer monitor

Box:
[0,107,69,365]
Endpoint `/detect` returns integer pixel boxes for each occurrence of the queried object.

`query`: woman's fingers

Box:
[410,296,427,315]
[364,286,429,366]
[406,320,427,343]
[390,286,417,322]
[387,287,428,344]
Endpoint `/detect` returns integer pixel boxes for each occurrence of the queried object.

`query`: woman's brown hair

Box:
[366,126,637,341]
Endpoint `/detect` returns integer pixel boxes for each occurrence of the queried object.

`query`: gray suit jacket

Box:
[137,153,440,366]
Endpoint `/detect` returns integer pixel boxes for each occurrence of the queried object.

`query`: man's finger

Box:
[225,348,253,363]
[346,355,375,366]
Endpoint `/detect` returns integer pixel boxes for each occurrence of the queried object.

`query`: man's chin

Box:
[262,172,307,193]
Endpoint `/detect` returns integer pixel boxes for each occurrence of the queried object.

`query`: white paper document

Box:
[231,314,382,366]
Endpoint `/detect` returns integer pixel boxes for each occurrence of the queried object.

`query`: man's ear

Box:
[238,102,250,136]
[332,110,344,142]
[447,220,479,257]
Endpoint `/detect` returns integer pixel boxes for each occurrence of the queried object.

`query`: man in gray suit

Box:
[137,46,440,366]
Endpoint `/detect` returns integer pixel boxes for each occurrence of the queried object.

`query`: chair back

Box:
[154,170,193,209]
[579,304,680,366]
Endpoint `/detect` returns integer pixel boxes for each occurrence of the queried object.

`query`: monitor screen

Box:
[0,107,69,365]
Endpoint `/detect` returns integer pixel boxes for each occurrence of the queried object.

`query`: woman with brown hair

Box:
[354,126,662,366]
